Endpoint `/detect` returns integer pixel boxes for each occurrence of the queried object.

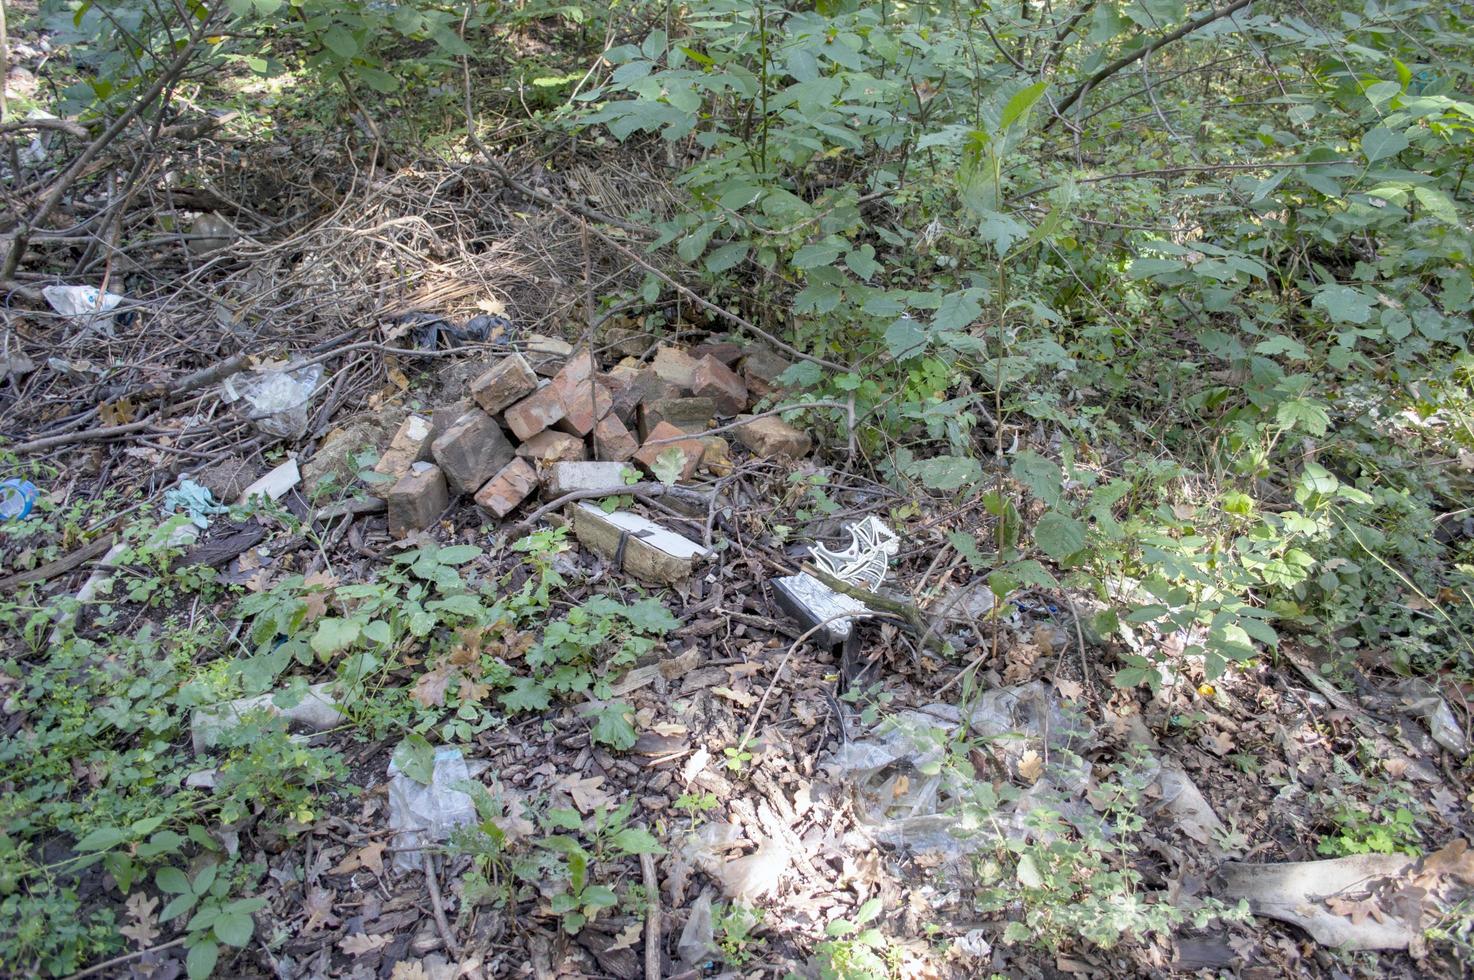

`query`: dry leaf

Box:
[681,748,710,788]
[1419,838,1474,886]
[331,841,387,876]
[301,571,338,623]
[606,921,643,952]
[1017,750,1044,784]
[339,932,392,956]
[119,892,160,946]
[725,662,762,681]
[1054,678,1084,702]
[458,677,491,704]
[562,774,612,813]
[243,568,272,593]
[390,962,430,980]
[1325,895,1387,925]
[713,686,756,707]
[410,665,455,708]
[650,722,688,737]
[302,886,340,933]
[1204,730,1234,756]
[99,398,136,426]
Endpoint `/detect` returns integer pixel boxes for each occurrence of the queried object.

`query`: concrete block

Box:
[772,572,867,646]
[544,460,633,498]
[430,410,515,494]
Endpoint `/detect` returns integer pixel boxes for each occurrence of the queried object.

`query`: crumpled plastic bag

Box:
[677,890,717,969]
[43,284,126,333]
[827,682,1092,858]
[386,747,477,872]
[162,479,228,528]
[222,364,323,440]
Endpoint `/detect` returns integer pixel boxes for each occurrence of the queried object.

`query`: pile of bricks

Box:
[373,340,814,537]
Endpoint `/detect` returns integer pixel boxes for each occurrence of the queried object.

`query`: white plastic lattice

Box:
[811,516,899,590]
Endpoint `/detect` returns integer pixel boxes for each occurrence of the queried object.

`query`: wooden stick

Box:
[640,850,661,980]
[422,852,462,959]
[0,533,116,590]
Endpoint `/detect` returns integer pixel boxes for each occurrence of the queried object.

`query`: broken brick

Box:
[387,462,449,538]
[651,346,701,391]
[523,334,574,376]
[517,430,587,464]
[470,354,538,414]
[556,378,614,437]
[474,457,538,518]
[593,412,639,462]
[693,340,744,366]
[605,365,680,425]
[639,396,716,440]
[741,349,794,400]
[634,421,705,481]
[690,355,749,416]
[732,414,812,458]
[430,409,515,494]
[504,383,567,441]
[370,414,433,498]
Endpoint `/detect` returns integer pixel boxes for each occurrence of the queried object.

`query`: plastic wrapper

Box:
[386,747,477,872]
[222,364,323,440]
[677,890,717,969]
[162,479,228,528]
[43,284,126,333]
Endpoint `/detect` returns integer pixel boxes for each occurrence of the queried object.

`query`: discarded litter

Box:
[0,479,39,521]
[223,364,323,439]
[398,311,514,351]
[677,890,717,968]
[1215,852,1418,950]
[162,479,228,528]
[42,284,128,332]
[191,682,343,755]
[812,515,899,589]
[387,746,478,872]
[773,571,869,646]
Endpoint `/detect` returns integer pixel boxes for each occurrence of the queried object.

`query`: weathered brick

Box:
[503,383,567,441]
[639,396,715,440]
[387,462,449,538]
[634,421,705,481]
[605,365,680,425]
[593,412,639,462]
[692,340,743,366]
[549,349,598,404]
[741,349,794,400]
[556,378,614,437]
[370,414,433,498]
[470,354,538,414]
[700,436,733,476]
[651,346,701,391]
[517,430,587,464]
[474,457,538,518]
[430,409,515,494]
[544,461,634,498]
[523,334,574,376]
[732,414,812,458]
[690,355,749,416]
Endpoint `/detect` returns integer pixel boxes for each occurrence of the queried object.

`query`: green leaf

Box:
[214,912,254,947]
[157,866,192,894]
[75,827,127,852]
[501,676,552,713]
[1361,127,1409,163]
[1275,398,1330,436]
[1311,285,1372,324]
[186,941,218,980]
[947,531,988,570]
[855,896,884,925]
[608,826,666,855]
[910,455,982,491]
[883,316,926,361]
[160,892,197,922]
[1000,81,1047,130]
[932,291,983,331]
[591,702,638,750]
[310,617,360,657]
[356,67,400,94]
[191,863,217,896]
[435,545,481,564]
[1010,451,1062,508]
[621,598,679,633]
[321,25,358,58]
[393,733,436,785]
[792,241,845,269]
[1034,512,1087,561]
[651,447,685,486]
[704,243,748,273]
[1413,186,1458,224]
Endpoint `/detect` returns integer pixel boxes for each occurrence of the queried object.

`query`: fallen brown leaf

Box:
[302,886,340,933]
[562,774,612,813]
[119,892,160,946]
[331,841,387,876]
[410,665,455,708]
[1017,750,1044,784]
[339,932,392,956]
[1325,895,1387,925]
[713,686,756,707]
[390,961,430,980]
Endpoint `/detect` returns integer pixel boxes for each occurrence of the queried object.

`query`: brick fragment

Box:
[690,355,749,416]
[387,463,448,538]
[430,409,515,494]
[470,354,538,414]
[651,346,701,391]
[740,349,794,400]
[474,458,538,518]
[639,396,715,440]
[556,378,614,437]
[634,421,705,481]
[370,414,432,498]
[593,412,639,462]
[700,436,732,476]
[732,415,812,458]
[517,430,587,464]
[692,340,743,366]
[605,365,680,425]
[503,383,567,441]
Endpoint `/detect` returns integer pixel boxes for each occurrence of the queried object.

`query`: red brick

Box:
[692,340,743,366]
[593,413,638,461]
[741,349,793,400]
[549,349,598,405]
[690,355,749,416]
[470,354,537,414]
[634,421,704,481]
[652,346,701,391]
[503,383,566,441]
[517,430,587,464]
[474,458,538,518]
[555,378,614,437]
[371,414,432,498]
[732,415,812,458]
[638,397,715,440]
